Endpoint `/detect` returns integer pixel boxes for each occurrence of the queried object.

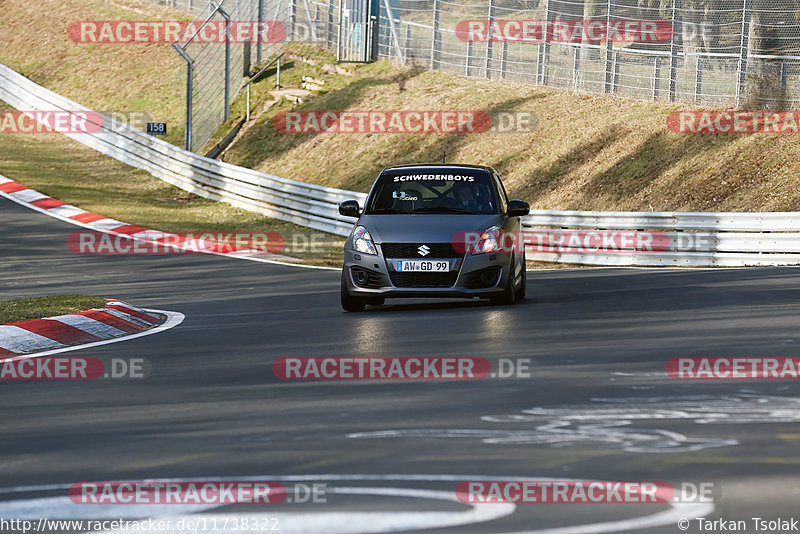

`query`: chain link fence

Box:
[137,0,800,151]
[366,0,800,109]
[152,0,288,151]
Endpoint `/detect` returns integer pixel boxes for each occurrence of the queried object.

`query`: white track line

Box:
[0,474,714,534]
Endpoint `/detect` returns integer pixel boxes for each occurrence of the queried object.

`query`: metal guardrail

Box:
[0,62,365,237]
[2,61,800,267]
[522,211,800,267]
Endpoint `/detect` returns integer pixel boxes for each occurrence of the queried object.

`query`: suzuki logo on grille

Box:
[417,245,431,257]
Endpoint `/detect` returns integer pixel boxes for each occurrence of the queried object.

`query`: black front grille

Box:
[389,271,459,288]
[350,267,385,289]
[380,243,463,259]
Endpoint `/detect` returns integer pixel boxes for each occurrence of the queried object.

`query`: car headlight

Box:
[471,226,501,255]
[351,226,377,255]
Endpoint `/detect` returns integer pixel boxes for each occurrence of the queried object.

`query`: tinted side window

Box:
[493,173,508,213]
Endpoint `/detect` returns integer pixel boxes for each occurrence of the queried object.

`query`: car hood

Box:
[357,214,504,244]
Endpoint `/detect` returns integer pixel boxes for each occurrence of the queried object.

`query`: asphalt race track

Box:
[2,194,800,533]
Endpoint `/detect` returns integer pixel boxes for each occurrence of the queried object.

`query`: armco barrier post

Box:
[172,43,193,151]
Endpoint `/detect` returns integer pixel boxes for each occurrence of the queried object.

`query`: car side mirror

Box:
[339,200,361,218]
[507,200,530,217]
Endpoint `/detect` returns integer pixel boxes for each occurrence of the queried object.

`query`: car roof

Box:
[382,163,495,173]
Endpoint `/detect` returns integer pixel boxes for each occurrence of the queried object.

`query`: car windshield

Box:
[365,169,499,215]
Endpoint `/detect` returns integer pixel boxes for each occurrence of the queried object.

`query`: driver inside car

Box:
[452,181,480,211]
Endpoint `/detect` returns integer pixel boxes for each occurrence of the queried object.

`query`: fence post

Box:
[218,6,231,121]
[382,0,404,63]
[465,39,473,76]
[694,56,703,102]
[604,0,615,92]
[430,0,440,69]
[172,43,193,151]
[257,0,264,64]
[371,0,380,61]
[537,0,552,84]
[735,0,752,108]
[612,51,620,93]
[485,0,495,78]
[327,0,335,49]
[500,40,508,79]
[303,0,319,43]
[336,0,343,60]
[668,0,682,102]
[404,25,412,65]
[781,60,788,90]
[572,46,580,90]
[290,0,297,40]
[652,56,661,100]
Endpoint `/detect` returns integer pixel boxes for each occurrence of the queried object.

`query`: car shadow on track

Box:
[357,298,534,313]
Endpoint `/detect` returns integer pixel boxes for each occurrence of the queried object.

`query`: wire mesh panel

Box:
[135,0,800,151]
[366,0,800,111]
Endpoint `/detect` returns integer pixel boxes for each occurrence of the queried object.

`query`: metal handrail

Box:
[244,53,284,122]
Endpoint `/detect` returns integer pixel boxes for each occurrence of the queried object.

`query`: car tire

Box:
[341,272,367,312]
[491,255,517,306]
[515,253,526,302]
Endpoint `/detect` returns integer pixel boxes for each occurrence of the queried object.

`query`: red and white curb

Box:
[0,174,335,269]
[0,299,182,359]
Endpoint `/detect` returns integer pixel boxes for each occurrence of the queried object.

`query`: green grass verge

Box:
[0,0,190,148]
[0,295,107,324]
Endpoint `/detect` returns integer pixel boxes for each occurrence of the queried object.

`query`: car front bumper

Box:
[342,248,513,299]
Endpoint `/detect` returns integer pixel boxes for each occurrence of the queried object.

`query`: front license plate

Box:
[396,260,450,272]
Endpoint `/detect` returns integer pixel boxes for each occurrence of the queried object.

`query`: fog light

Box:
[353,270,369,286]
